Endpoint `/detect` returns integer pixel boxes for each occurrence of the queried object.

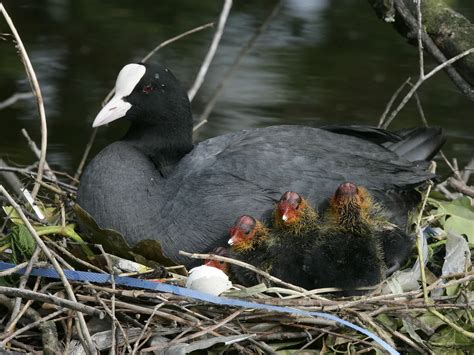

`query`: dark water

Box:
[1,0,473,176]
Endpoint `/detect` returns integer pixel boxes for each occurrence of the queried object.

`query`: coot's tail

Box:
[322,125,445,162]
[384,127,446,162]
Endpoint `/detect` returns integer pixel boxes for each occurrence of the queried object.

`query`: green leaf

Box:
[430,327,474,351]
[432,197,474,244]
[2,206,23,225]
[13,225,36,257]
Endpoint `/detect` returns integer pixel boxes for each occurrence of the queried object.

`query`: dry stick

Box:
[143,309,244,352]
[448,177,474,197]
[96,245,116,355]
[7,276,41,339]
[22,128,58,184]
[393,0,474,100]
[0,185,97,354]
[131,303,166,355]
[416,0,424,78]
[1,308,66,346]
[378,77,411,127]
[0,262,28,277]
[0,4,47,200]
[382,48,474,128]
[5,244,42,333]
[194,1,282,131]
[0,286,103,318]
[72,23,214,184]
[0,91,33,110]
[180,251,327,301]
[187,0,232,102]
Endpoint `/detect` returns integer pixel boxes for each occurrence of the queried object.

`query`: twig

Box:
[0,286,104,318]
[5,244,42,333]
[0,185,97,354]
[0,92,33,110]
[21,128,58,184]
[393,0,474,100]
[97,245,116,355]
[0,4,48,199]
[180,250,327,301]
[187,0,232,101]
[382,48,474,128]
[143,310,243,352]
[378,77,411,127]
[1,308,66,346]
[0,262,29,277]
[194,1,281,131]
[447,177,474,197]
[131,303,166,354]
[73,23,214,183]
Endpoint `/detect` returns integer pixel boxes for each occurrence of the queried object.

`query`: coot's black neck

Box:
[123,118,193,177]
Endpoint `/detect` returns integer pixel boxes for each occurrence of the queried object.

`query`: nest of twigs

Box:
[0,157,473,354]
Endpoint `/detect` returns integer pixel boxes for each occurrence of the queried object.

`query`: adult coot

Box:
[77,62,444,266]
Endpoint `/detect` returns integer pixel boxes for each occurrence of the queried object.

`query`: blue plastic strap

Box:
[0,261,398,354]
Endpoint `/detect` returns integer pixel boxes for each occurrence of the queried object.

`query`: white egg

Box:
[186,265,232,296]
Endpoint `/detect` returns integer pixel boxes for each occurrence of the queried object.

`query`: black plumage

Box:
[77,62,444,266]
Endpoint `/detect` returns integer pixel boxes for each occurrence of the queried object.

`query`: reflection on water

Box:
[0,0,473,174]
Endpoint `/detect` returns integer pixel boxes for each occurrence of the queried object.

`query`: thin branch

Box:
[416,0,424,78]
[194,1,281,131]
[378,77,411,127]
[382,48,474,128]
[0,286,104,318]
[393,0,474,100]
[0,4,48,199]
[187,0,232,101]
[0,92,33,110]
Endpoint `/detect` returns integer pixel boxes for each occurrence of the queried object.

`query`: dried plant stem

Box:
[1,308,66,346]
[0,91,33,110]
[5,244,42,333]
[0,185,97,354]
[0,286,104,318]
[194,1,281,131]
[378,77,411,127]
[0,4,47,199]
[187,0,232,101]
[382,48,474,128]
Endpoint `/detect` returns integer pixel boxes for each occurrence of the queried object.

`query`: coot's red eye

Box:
[142,84,154,94]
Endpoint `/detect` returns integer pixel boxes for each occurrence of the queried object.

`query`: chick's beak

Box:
[228,228,240,246]
[278,204,297,224]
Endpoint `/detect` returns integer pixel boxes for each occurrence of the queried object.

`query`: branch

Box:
[0,4,48,199]
[187,0,232,101]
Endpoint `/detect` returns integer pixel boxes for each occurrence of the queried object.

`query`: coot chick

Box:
[77,62,444,266]
[305,182,385,294]
[227,215,271,286]
[269,191,319,288]
[204,247,229,274]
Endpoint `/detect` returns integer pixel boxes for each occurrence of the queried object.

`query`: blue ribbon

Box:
[0,261,398,354]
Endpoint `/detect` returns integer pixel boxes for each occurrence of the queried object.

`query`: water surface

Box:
[0,0,473,176]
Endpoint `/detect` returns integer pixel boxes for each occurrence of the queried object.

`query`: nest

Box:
[0,158,473,354]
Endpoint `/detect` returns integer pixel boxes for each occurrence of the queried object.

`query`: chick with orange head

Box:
[304,182,386,295]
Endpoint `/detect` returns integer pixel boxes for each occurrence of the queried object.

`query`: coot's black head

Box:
[93,63,192,131]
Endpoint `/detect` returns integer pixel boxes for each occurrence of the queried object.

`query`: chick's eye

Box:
[142,84,154,94]
[219,261,225,265]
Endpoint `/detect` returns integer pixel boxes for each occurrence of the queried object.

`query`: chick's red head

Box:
[276,191,303,225]
[228,215,257,250]
[204,247,229,273]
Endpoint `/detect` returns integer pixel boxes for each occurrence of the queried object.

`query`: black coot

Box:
[77,63,445,266]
